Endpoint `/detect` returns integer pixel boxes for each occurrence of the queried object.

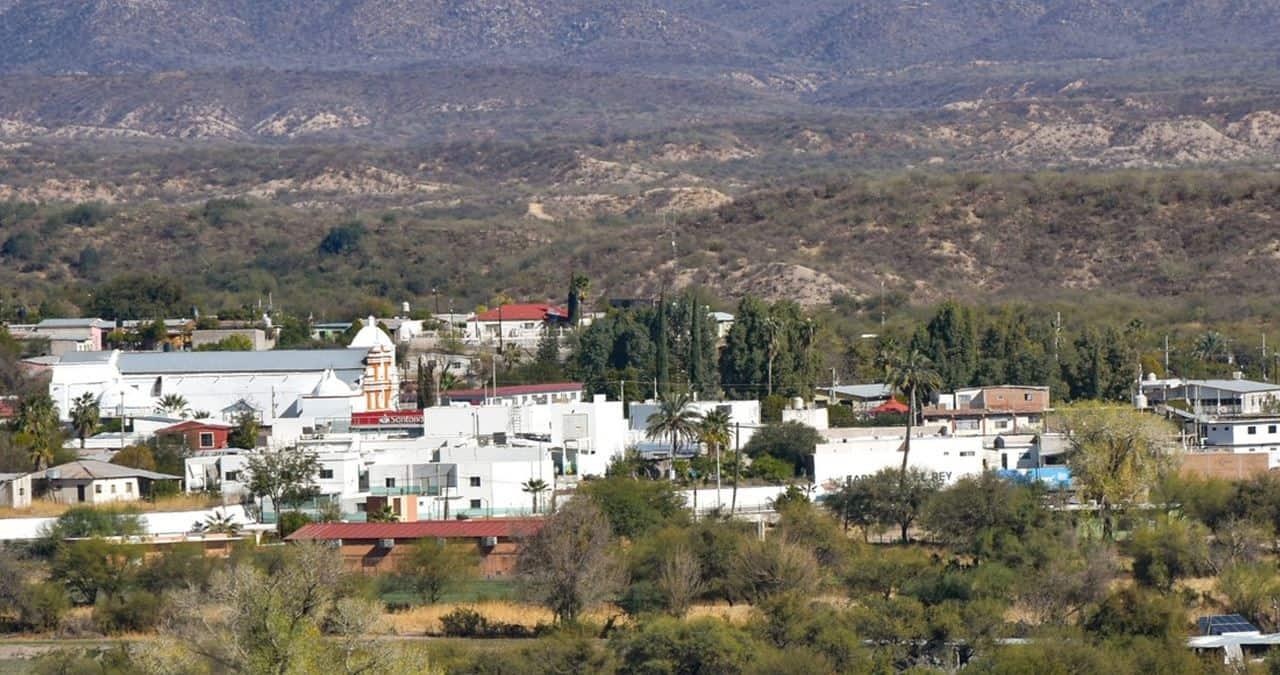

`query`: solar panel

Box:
[1198,614,1260,636]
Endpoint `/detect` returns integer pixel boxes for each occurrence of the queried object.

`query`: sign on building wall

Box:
[351,411,424,429]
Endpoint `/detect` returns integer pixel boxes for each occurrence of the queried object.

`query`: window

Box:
[95,484,102,494]
[995,420,1009,430]
[18,486,25,496]
[199,432,215,448]
[225,471,239,482]
[1024,393,1033,401]
[470,499,482,509]
[125,483,132,493]
[385,477,396,488]
[960,451,976,457]
[1270,425,1277,434]
[319,468,334,479]
[469,476,481,487]
[1249,426,1258,435]
[110,484,117,494]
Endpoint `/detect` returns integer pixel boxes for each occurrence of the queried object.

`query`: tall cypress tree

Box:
[655,293,670,396]
[689,300,703,395]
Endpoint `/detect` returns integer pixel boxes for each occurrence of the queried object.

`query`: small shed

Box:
[44,459,180,505]
[0,472,32,509]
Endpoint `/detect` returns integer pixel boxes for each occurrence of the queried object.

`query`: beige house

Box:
[0,472,32,509]
[44,460,180,505]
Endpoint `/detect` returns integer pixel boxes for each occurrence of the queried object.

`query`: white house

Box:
[45,459,180,505]
[1143,376,1280,416]
[465,303,569,349]
[629,399,762,448]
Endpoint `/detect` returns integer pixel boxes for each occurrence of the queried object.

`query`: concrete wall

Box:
[813,435,993,487]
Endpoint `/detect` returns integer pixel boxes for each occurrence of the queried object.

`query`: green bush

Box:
[93,590,161,634]
[438,607,537,638]
[278,511,313,538]
[19,581,70,632]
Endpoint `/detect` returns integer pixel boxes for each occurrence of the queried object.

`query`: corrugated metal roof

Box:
[46,459,180,481]
[825,383,893,399]
[286,518,544,541]
[446,382,583,400]
[117,349,366,374]
[37,318,109,328]
[1186,379,1280,394]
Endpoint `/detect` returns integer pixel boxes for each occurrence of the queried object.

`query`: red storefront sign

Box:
[351,410,424,428]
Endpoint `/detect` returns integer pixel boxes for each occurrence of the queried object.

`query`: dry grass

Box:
[383,601,623,636]
[686,603,757,625]
[0,493,225,519]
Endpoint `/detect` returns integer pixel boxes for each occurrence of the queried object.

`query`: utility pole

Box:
[731,422,741,515]
[1164,335,1171,375]
[1053,312,1062,363]
[880,280,886,328]
[1263,334,1269,382]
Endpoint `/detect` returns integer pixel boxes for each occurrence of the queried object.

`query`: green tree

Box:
[399,539,479,604]
[567,273,590,327]
[862,467,942,543]
[244,446,320,535]
[91,273,186,321]
[924,300,979,390]
[698,408,732,489]
[51,539,142,605]
[228,410,259,449]
[69,392,100,449]
[578,475,688,540]
[1127,515,1211,591]
[13,393,61,471]
[154,393,190,418]
[645,392,703,481]
[318,221,366,256]
[518,498,625,624]
[1059,404,1177,538]
[195,334,254,351]
[729,536,820,605]
[741,421,822,478]
[921,472,1046,562]
[110,445,157,471]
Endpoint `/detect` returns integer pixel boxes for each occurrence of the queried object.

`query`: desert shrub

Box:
[19,582,70,632]
[438,607,538,638]
[93,590,161,634]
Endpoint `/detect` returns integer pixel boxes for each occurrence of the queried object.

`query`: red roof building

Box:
[475,304,568,323]
[287,518,545,576]
[156,420,233,451]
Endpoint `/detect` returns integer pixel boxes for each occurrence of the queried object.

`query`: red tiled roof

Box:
[286,518,545,541]
[475,304,567,322]
[445,382,584,400]
[870,399,909,415]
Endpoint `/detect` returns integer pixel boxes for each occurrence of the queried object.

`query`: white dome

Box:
[348,315,394,350]
[310,368,358,397]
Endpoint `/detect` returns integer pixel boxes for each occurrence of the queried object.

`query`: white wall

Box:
[812,435,994,487]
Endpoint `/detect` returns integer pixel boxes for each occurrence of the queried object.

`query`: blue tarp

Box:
[998,467,1072,489]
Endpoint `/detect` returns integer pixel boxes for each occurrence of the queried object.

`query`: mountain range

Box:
[1,0,1278,75]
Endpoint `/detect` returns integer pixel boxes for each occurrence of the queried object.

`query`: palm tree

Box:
[522,478,550,514]
[155,393,190,418]
[885,347,941,488]
[1193,331,1232,366]
[193,510,242,536]
[699,408,732,505]
[69,392,100,449]
[13,394,60,471]
[645,392,703,481]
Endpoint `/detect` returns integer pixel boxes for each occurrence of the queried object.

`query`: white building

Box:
[45,459,180,505]
[812,432,996,488]
[49,320,398,426]
[1142,376,1280,417]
